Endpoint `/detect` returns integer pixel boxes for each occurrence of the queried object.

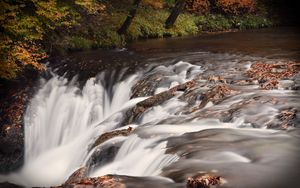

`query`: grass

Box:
[49,6,274,54]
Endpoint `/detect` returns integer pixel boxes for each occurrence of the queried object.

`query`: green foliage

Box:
[95,29,125,48]
[172,13,199,36]
[126,9,168,40]
[126,8,198,39]
[75,0,106,14]
[164,0,176,6]
[66,36,93,50]
[0,0,105,80]
[34,0,80,29]
[4,15,44,41]
[196,14,232,31]
[231,14,273,29]
[195,14,273,31]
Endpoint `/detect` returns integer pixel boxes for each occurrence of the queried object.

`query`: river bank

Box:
[1,0,287,81]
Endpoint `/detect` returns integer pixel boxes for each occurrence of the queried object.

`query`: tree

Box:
[118,0,142,35]
[207,0,218,13]
[165,0,186,29]
[0,0,99,80]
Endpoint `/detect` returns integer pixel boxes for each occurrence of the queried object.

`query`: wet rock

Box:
[260,79,279,90]
[59,175,125,188]
[64,167,88,185]
[131,74,164,98]
[207,75,227,84]
[234,79,258,86]
[246,61,300,90]
[273,109,298,129]
[91,127,133,149]
[86,127,133,171]
[278,80,294,90]
[278,110,296,122]
[186,174,224,188]
[179,87,204,106]
[197,84,235,109]
[0,182,23,188]
[60,174,179,188]
[125,81,196,124]
[113,175,179,188]
[87,145,121,171]
[0,83,33,173]
[291,73,300,90]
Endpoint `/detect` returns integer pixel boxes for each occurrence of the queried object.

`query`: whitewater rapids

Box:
[1,58,299,188]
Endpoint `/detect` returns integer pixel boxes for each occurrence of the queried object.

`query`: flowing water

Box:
[1,28,300,187]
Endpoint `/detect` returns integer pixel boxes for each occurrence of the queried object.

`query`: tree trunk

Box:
[165,0,186,29]
[208,0,218,13]
[117,0,142,35]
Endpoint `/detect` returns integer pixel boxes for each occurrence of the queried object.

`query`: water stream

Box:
[1,28,300,187]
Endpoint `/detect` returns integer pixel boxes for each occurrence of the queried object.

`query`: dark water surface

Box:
[129,27,300,60]
[53,27,300,80]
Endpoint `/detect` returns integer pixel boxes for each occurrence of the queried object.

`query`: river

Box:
[1,27,300,188]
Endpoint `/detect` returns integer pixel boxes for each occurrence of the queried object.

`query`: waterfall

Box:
[1,59,299,188]
[0,61,204,187]
[90,135,179,177]
[1,72,139,187]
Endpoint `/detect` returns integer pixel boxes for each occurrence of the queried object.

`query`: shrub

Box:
[67,36,93,50]
[186,0,210,15]
[125,8,198,39]
[195,14,231,31]
[0,0,105,79]
[217,0,256,15]
[231,14,273,29]
[75,0,106,14]
[142,0,164,9]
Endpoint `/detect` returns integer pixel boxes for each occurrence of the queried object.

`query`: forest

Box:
[1,0,295,80]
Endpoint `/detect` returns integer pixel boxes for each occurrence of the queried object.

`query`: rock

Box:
[197,84,234,109]
[87,145,121,170]
[186,174,225,188]
[91,127,133,149]
[235,79,258,86]
[59,175,125,188]
[179,86,204,107]
[207,75,227,84]
[0,83,32,173]
[278,80,294,89]
[64,167,88,185]
[0,182,23,188]
[246,61,300,90]
[131,73,164,98]
[273,109,297,129]
[125,81,196,124]
[260,79,279,90]
[86,127,134,170]
[291,73,300,90]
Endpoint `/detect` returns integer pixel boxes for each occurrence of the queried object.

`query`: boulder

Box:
[59,175,125,188]
[91,127,133,149]
[64,167,88,185]
[197,84,235,109]
[131,73,164,98]
[125,81,196,124]
[0,84,32,173]
[246,61,300,90]
[186,174,225,188]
